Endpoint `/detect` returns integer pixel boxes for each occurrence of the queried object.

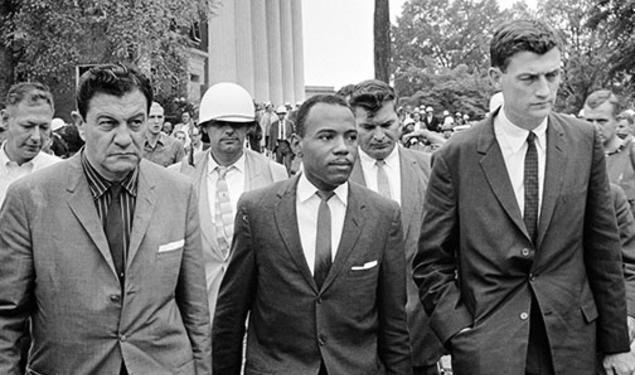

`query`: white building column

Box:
[251,0,270,102]
[291,0,306,103]
[235,0,255,95]
[265,0,283,106]
[208,0,237,84]
[279,0,295,104]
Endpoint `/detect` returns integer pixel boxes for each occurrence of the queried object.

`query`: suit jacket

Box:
[349,147,445,367]
[267,119,294,152]
[611,183,635,316]
[170,148,287,321]
[413,109,629,375]
[212,176,412,375]
[0,155,211,375]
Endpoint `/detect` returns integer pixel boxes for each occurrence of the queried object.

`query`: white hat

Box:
[51,118,65,131]
[198,82,255,124]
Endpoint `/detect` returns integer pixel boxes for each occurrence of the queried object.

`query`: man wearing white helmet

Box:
[170,82,287,324]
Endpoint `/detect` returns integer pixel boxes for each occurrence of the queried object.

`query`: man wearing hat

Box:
[423,106,440,132]
[170,82,287,323]
[268,105,295,165]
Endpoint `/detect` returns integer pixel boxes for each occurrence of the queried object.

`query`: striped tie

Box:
[215,166,234,257]
[376,160,392,199]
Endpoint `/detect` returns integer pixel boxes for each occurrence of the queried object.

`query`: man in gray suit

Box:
[212,94,411,375]
[170,82,287,323]
[347,79,444,375]
[0,63,211,375]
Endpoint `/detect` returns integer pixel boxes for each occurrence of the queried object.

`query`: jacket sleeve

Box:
[584,130,630,354]
[412,153,472,345]
[175,184,212,375]
[378,204,413,375]
[0,185,35,375]
[212,196,257,375]
[611,183,635,316]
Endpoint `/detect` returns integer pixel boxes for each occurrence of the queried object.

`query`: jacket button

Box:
[318,335,326,346]
[529,273,535,281]
[520,312,529,321]
[109,295,121,303]
[119,334,127,342]
[521,248,530,257]
[317,297,322,304]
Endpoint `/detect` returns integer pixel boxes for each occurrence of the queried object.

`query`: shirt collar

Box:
[207,151,246,175]
[297,172,348,207]
[80,149,139,199]
[359,144,399,167]
[497,106,548,153]
[0,142,46,169]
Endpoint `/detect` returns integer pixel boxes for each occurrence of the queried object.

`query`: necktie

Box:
[215,166,234,257]
[105,183,125,282]
[524,132,539,244]
[376,160,392,199]
[314,190,335,289]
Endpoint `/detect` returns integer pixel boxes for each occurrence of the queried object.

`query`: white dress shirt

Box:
[296,173,348,275]
[0,143,61,206]
[359,145,402,205]
[493,108,547,218]
[206,153,246,221]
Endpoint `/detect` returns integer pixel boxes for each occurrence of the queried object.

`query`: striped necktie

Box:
[376,160,392,199]
[215,166,234,257]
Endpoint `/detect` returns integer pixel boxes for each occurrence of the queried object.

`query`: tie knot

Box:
[527,131,536,144]
[109,183,122,196]
[376,159,386,167]
[316,190,335,201]
[216,165,230,178]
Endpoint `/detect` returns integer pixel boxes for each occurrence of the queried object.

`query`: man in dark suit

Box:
[0,64,211,375]
[212,94,411,375]
[347,79,444,375]
[423,106,440,132]
[413,19,634,375]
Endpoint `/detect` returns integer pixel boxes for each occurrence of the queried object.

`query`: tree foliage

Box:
[1,0,217,107]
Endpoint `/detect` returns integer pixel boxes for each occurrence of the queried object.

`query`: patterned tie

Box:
[524,132,539,244]
[105,183,125,282]
[376,160,392,199]
[215,166,234,257]
[314,190,335,289]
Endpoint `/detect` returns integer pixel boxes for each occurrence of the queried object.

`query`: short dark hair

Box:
[584,90,623,118]
[295,94,352,137]
[348,79,397,118]
[76,63,152,119]
[490,19,562,72]
[4,82,54,111]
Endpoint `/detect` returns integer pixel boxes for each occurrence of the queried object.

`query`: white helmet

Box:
[198,82,255,124]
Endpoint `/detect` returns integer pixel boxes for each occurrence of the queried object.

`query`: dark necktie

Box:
[314,190,335,289]
[524,132,539,244]
[106,183,125,282]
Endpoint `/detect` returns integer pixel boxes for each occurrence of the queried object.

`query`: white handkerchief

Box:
[351,260,378,271]
[158,239,184,253]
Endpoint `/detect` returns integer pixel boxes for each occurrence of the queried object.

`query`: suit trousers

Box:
[526,293,555,375]
[413,364,440,375]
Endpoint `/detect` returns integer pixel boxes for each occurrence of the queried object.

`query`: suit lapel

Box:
[536,115,567,248]
[126,161,157,266]
[320,183,365,292]
[65,156,118,278]
[194,152,222,257]
[273,175,319,293]
[245,149,266,190]
[478,112,531,240]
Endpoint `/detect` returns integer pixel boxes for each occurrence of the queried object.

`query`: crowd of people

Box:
[2,17,635,375]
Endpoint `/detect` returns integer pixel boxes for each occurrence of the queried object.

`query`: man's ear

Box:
[0,109,9,126]
[290,133,302,157]
[71,110,86,142]
[488,67,503,91]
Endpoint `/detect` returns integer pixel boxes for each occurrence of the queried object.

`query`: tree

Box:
[374,0,391,83]
[0,0,217,116]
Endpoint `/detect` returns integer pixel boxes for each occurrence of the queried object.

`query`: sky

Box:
[301,0,537,90]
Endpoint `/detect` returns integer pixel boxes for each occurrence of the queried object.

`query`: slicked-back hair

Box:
[490,19,562,72]
[348,79,397,118]
[295,94,352,138]
[76,63,152,119]
[584,90,623,119]
[4,82,54,112]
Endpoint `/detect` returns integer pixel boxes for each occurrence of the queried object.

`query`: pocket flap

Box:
[580,301,598,323]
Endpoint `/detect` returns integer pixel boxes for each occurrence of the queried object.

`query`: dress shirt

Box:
[206,152,246,221]
[80,151,138,257]
[494,107,547,218]
[143,133,185,167]
[359,145,402,205]
[296,172,348,275]
[0,143,61,206]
